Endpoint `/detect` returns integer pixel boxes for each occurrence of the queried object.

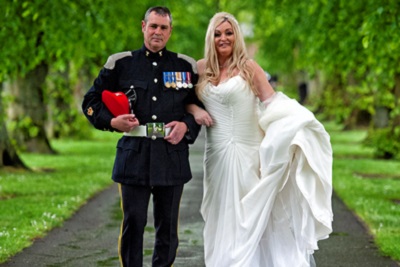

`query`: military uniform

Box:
[82,45,201,267]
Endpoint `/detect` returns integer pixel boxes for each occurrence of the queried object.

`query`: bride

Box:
[187,12,333,267]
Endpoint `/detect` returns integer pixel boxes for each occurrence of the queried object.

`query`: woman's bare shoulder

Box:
[245,59,260,70]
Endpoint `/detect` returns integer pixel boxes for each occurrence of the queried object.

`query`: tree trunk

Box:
[343,71,371,130]
[373,106,389,128]
[0,83,27,169]
[47,63,89,139]
[46,68,72,139]
[7,62,56,154]
[392,73,400,127]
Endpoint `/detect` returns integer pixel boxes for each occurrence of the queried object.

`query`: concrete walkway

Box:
[1,130,399,267]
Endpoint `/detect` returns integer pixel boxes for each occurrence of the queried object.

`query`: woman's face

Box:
[214,21,235,57]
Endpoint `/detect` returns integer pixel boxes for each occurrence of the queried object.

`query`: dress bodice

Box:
[202,75,264,146]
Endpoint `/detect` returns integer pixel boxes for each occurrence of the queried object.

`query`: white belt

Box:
[123,123,171,140]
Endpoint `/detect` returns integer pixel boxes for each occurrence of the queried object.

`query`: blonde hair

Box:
[196,12,257,98]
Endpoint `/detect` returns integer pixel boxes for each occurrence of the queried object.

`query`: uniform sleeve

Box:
[81,62,118,132]
[181,113,201,144]
[182,71,202,143]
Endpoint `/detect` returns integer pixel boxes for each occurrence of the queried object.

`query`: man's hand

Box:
[164,121,187,145]
[111,114,139,132]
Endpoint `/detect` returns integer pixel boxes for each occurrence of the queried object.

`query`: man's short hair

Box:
[144,6,172,25]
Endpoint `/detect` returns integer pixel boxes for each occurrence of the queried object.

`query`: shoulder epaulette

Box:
[104,51,132,70]
[177,53,198,74]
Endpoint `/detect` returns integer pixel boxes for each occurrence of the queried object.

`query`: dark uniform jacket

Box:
[82,45,201,186]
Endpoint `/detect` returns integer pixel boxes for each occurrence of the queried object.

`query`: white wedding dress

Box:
[200,76,333,267]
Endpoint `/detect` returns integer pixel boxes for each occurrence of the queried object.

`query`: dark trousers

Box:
[118,183,184,267]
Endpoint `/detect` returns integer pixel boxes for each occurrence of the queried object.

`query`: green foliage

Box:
[364,127,400,160]
[7,116,39,139]
[166,0,250,59]
[326,122,400,261]
[2,0,400,154]
[251,0,400,152]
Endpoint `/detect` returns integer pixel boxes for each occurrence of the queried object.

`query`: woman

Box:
[188,12,333,267]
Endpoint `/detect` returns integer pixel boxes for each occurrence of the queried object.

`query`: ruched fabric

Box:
[200,76,333,267]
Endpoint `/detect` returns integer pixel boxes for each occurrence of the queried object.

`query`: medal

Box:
[170,71,176,88]
[187,72,193,88]
[176,72,182,89]
[182,72,188,88]
[163,72,171,88]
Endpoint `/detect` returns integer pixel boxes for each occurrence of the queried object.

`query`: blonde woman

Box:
[187,12,333,267]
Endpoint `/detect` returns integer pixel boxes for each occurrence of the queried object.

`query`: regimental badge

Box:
[87,107,94,116]
[147,122,165,138]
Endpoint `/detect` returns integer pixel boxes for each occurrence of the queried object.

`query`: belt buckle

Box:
[146,122,165,140]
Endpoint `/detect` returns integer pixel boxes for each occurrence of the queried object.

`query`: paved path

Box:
[1,130,399,267]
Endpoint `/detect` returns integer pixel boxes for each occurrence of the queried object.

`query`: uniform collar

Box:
[141,45,166,60]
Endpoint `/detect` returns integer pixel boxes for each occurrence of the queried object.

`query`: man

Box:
[82,6,201,267]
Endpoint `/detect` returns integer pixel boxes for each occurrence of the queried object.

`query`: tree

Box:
[251,0,400,159]
[1,1,90,153]
[0,83,26,168]
[1,0,148,153]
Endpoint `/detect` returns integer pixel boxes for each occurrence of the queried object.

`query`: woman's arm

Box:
[185,58,214,127]
[248,60,276,104]
[186,104,213,127]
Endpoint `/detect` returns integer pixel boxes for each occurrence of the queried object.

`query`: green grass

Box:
[1,122,400,263]
[324,121,400,261]
[0,130,119,263]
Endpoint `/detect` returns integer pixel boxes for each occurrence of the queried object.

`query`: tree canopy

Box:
[1,0,400,162]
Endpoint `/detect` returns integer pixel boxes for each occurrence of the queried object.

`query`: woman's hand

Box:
[194,108,214,127]
[186,104,214,127]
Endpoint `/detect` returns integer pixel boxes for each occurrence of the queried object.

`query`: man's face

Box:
[142,11,172,52]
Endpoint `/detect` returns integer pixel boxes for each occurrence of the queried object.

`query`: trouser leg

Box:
[119,183,151,267]
[151,185,184,267]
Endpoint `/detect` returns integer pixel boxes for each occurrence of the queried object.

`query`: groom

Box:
[82,6,201,267]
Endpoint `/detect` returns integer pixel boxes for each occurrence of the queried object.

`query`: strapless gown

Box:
[200,76,333,267]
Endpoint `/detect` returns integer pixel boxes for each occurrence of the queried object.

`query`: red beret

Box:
[101,90,130,117]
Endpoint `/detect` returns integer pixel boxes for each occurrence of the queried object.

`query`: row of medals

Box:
[163,71,193,89]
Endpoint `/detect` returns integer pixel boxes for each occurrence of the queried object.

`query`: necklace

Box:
[219,62,228,69]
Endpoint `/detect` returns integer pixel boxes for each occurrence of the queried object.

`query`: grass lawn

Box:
[0,122,400,263]
[325,121,400,261]
[0,130,119,263]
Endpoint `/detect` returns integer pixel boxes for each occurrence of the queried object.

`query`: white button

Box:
[151,135,156,140]
[152,115,157,120]
[152,96,157,101]
[154,78,158,83]
[152,62,157,66]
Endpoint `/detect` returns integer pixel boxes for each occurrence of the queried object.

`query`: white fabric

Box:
[124,125,147,136]
[123,125,171,137]
[200,76,333,267]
